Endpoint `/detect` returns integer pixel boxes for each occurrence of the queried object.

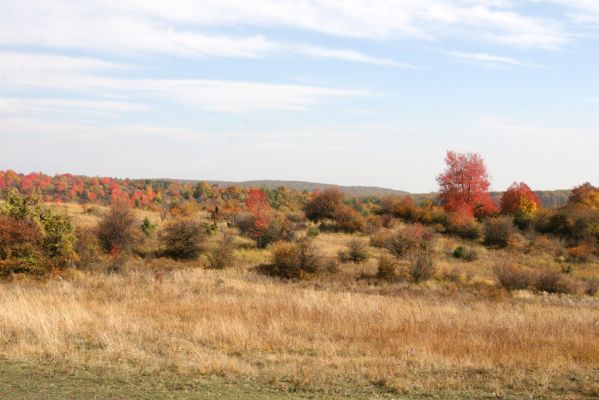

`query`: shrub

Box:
[441,267,462,283]
[407,251,435,283]
[140,217,156,237]
[445,210,482,240]
[376,255,397,281]
[304,189,345,222]
[537,205,599,245]
[207,232,236,269]
[484,216,515,248]
[306,226,320,237]
[333,205,365,233]
[380,195,417,221]
[371,225,432,258]
[159,218,206,260]
[494,263,533,291]
[585,280,599,296]
[270,238,320,278]
[338,239,369,263]
[234,212,294,248]
[534,270,575,294]
[96,201,142,253]
[566,244,594,262]
[452,246,478,262]
[0,189,75,275]
[0,215,45,277]
[74,226,102,269]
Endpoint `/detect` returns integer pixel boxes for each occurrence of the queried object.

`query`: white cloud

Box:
[448,52,546,68]
[0,97,147,119]
[292,45,420,68]
[539,0,599,24]
[0,0,569,58]
[0,52,369,113]
[1,117,203,142]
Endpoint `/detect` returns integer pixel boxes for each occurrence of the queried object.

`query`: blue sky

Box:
[1,0,598,192]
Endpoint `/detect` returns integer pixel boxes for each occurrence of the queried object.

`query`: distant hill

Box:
[168,179,410,198]
[148,178,574,206]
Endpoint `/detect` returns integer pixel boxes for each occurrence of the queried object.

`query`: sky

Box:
[1,0,598,192]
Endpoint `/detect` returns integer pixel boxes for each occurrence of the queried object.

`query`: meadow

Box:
[1,201,598,399]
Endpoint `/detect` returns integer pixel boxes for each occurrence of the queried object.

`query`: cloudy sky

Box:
[1,0,598,192]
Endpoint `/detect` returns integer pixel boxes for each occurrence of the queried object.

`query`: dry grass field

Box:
[1,203,598,399]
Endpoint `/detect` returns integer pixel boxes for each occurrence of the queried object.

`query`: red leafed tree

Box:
[500,182,541,214]
[245,188,272,247]
[437,151,496,217]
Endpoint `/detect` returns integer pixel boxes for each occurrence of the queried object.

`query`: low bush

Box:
[140,217,157,237]
[371,224,432,258]
[333,205,366,234]
[566,243,594,262]
[442,210,482,240]
[304,189,345,222]
[494,263,533,291]
[159,218,206,260]
[441,267,462,283]
[234,212,294,248]
[96,201,142,253]
[376,255,398,281]
[484,216,515,248]
[0,189,75,276]
[207,232,236,269]
[338,239,369,263]
[585,280,599,296]
[534,270,575,294]
[536,205,599,245]
[270,238,320,278]
[0,215,45,277]
[408,251,435,283]
[306,226,320,237]
[452,245,478,261]
[74,226,102,269]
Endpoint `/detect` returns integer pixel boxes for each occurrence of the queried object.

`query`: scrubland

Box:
[1,173,599,400]
[1,202,599,399]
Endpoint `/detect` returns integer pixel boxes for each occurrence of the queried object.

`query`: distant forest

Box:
[0,170,570,210]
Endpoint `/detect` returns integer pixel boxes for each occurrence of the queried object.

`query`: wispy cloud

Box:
[448,52,546,68]
[293,45,420,68]
[0,51,370,113]
[0,0,570,58]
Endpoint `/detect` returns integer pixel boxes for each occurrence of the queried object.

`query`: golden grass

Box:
[1,266,598,394]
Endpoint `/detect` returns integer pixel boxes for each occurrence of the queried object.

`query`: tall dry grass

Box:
[1,267,598,393]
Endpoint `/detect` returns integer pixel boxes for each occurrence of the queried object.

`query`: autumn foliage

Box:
[305,189,345,222]
[500,182,541,215]
[246,188,273,248]
[437,151,496,217]
[568,182,599,209]
[500,182,542,228]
